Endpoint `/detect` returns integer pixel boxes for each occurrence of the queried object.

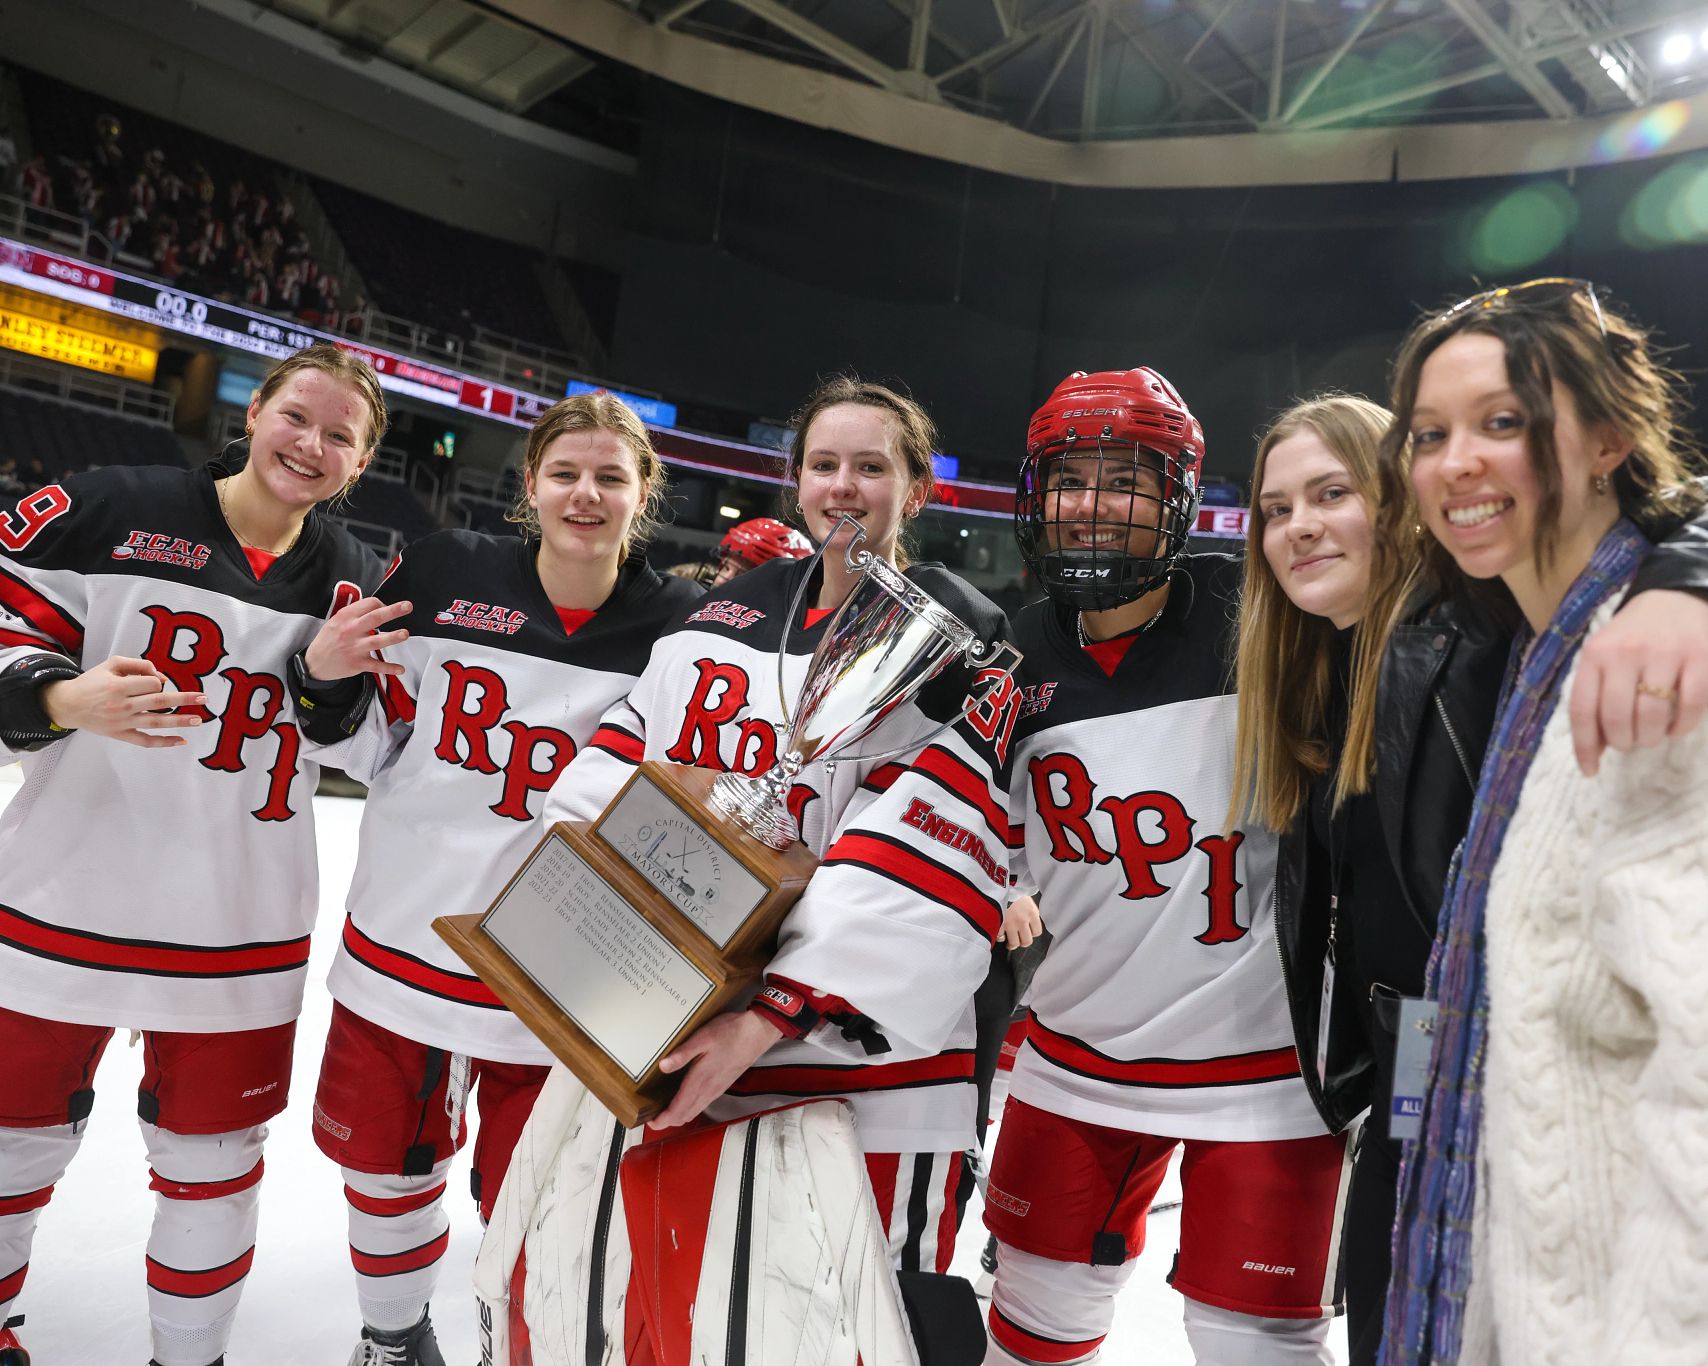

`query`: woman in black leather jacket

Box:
[1237,395,1708,1365]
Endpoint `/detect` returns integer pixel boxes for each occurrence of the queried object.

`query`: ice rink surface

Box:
[2,777,1348,1365]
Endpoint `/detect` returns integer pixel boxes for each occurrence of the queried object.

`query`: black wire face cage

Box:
[1015,444,1200,611]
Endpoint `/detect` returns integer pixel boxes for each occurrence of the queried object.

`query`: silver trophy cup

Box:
[709,516,1021,849]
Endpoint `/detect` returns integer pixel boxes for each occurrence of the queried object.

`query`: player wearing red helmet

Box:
[709,515,813,586]
[1014,366,1204,611]
[983,371,1350,1365]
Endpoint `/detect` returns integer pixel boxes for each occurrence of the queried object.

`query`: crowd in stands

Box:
[15,71,359,329]
[8,67,599,365]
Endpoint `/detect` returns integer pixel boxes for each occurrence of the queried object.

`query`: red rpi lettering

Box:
[666,659,753,770]
[137,606,299,821]
[1028,751,1247,944]
[435,661,507,772]
[490,721,576,822]
[202,667,299,822]
[433,661,575,820]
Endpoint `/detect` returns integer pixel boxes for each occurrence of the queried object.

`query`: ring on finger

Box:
[1636,679,1680,703]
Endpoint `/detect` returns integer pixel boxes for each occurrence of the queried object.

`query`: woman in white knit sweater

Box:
[1375,280,1708,1366]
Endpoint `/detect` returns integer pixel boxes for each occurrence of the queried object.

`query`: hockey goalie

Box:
[475,1066,946,1366]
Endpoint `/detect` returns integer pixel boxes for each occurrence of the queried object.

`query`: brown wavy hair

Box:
[1230,394,1399,831]
[508,392,669,556]
[784,376,937,565]
[1374,285,1707,622]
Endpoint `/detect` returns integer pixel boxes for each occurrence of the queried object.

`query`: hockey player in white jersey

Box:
[982,370,1351,1366]
[481,376,1015,1365]
[287,393,703,1366]
[0,344,386,1366]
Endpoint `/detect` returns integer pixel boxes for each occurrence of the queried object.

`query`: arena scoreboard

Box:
[0,234,556,428]
[0,234,1121,524]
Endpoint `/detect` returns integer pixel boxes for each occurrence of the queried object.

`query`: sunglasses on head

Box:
[1438,276,1611,343]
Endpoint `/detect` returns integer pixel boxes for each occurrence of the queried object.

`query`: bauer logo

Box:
[110,530,211,569]
[1241,1261,1296,1276]
[434,598,528,635]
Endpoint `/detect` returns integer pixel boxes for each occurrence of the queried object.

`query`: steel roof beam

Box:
[1441,0,1574,118]
[1293,7,1676,130]
[1024,6,1090,128]
[722,0,912,93]
[1110,7,1258,129]
[934,3,1088,87]
[655,0,709,27]
[1081,0,1107,135]
[1267,0,1286,124]
[908,0,931,71]
[1277,0,1397,126]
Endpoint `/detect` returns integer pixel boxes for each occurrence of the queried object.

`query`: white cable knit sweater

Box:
[1459,612,1708,1365]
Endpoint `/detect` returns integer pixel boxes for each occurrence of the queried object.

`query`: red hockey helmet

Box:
[711,516,814,584]
[1015,368,1205,610]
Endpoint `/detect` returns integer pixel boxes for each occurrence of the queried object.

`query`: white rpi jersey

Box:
[1005,555,1322,1142]
[302,530,703,1064]
[0,464,378,1032]
[545,554,1015,1154]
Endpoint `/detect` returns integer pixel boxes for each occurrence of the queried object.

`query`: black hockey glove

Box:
[287,649,377,743]
[0,651,82,752]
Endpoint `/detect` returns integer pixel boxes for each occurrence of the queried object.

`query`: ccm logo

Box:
[1059,566,1111,579]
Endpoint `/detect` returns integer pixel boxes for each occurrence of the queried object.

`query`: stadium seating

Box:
[310,179,569,353]
[0,386,184,480]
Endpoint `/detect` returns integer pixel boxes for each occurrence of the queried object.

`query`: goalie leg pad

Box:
[473,1065,639,1366]
[621,1101,922,1366]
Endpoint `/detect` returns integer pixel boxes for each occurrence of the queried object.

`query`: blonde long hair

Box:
[1231,394,1410,832]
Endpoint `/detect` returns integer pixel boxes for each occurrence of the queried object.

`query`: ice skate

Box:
[0,1314,28,1366]
[973,1232,999,1300]
[346,1309,446,1366]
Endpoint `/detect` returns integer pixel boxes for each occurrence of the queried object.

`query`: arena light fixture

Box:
[719,504,742,519]
[1662,31,1695,64]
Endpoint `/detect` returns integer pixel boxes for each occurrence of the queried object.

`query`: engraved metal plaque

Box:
[596,772,767,950]
[480,836,714,1081]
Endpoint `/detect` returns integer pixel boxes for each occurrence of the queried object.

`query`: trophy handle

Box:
[774,514,867,730]
[822,634,1023,771]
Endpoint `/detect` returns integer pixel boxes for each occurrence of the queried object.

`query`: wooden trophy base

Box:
[433,761,818,1129]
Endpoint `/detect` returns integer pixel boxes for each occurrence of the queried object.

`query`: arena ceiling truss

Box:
[255,0,1708,185]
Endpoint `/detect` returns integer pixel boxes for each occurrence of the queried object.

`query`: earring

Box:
[1592,472,1610,495]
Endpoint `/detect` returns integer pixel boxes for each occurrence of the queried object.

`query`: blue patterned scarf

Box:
[1381,518,1650,1364]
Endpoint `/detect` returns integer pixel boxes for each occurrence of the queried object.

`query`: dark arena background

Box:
[3,2,1708,1360]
